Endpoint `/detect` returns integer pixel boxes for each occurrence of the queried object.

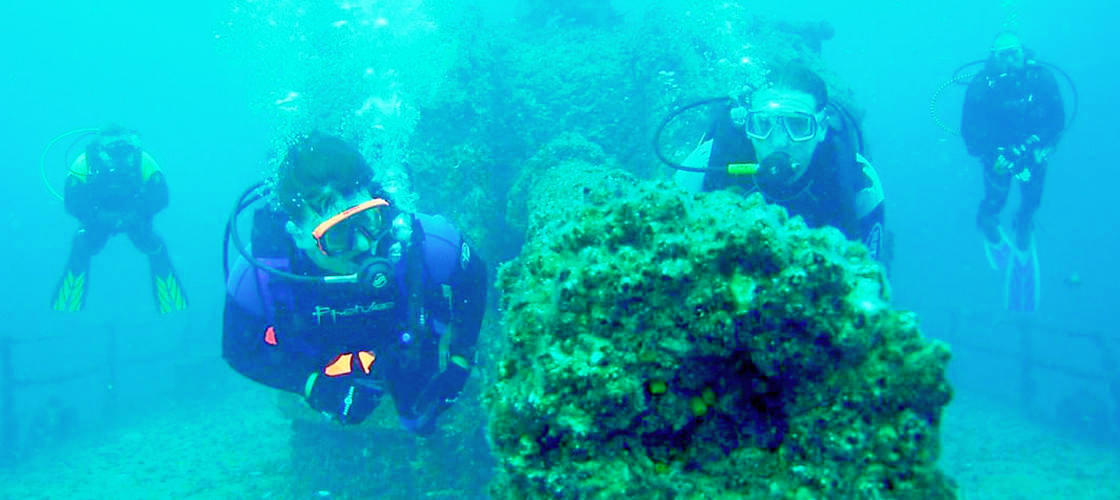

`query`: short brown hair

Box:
[770,64,828,112]
[275,133,373,219]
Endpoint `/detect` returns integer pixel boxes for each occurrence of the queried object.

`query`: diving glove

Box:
[401,363,470,435]
[305,372,384,425]
[995,135,1044,180]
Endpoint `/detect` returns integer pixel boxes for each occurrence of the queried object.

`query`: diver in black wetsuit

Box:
[674,65,887,263]
[962,32,1064,261]
[51,125,187,313]
[961,33,1065,312]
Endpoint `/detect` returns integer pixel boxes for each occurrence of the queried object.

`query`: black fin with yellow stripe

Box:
[52,270,88,312]
[154,273,188,313]
[147,245,187,313]
[52,232,98,313]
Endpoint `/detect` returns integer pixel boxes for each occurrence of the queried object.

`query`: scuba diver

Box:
[961,32,1065,313]
[51,125,188,313]
[222,133,487,435]
[669,64,886,263]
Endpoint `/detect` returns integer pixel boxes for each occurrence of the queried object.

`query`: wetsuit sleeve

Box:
[138,171,169,217]
[399,227,487,429]
[449,242,487,360]
[961,76,995,161]
[859,203,886,263]
[672,139,713,193]
[222,291,318,395]
[222,217,321,396]
[1031,67,1065,148]
[853,154,886,263]
[133,153,168,218]
[63,156,96,223]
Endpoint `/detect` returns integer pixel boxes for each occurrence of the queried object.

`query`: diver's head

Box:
[89,124,142,177]
[989,32,1026,73]
[276,133,389,275]
[744,65,829,185]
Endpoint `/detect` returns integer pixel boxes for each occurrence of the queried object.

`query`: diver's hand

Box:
[993,154,1014,175]
[404,364,470,434]
[996,155,1031,182]
[305,372,383,425]
[1011,135,1046,165]
[1031,144,1051,165]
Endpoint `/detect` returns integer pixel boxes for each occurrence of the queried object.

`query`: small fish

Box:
[1064,272,1082,288]
[275,91,300,112]
[355,96,374,116]
[275,91,299,105]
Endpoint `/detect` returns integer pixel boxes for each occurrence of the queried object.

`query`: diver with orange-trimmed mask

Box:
[222,132,487,435]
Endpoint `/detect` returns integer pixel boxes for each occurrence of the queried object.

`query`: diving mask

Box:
[743,89,824,143]
[744,111,821,142]
[94,136,141,175]
[311,198,389,257]
[991,46,1025,68]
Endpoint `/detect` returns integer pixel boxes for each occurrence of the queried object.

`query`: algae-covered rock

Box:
[486,163,955,499]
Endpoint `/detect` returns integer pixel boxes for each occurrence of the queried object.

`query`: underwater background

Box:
[0,0,1116,498]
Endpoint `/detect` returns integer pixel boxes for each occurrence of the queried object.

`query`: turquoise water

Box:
[0,1,1116,497]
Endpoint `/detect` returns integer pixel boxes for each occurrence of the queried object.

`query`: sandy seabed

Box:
[1,379,1117,499]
